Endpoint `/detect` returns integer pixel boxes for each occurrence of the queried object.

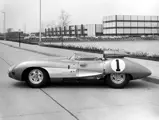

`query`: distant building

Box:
[103,15,159,36]
[6,31,24,40]
[45,24,103,37]
[31,32,45,36]
[45,15,159,37]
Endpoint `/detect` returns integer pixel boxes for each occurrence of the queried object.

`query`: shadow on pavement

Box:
[125,80,154,89]
[12,81,29,88]
[12,80,156,89]
[48,81,107,89]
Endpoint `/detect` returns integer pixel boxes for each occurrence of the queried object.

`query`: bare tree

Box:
[58,10,71,46]
[58,10,71,27]
[7,28,13,33]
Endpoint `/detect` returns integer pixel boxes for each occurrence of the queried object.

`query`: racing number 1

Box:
[116,59,120,72]
[111,59,125,72]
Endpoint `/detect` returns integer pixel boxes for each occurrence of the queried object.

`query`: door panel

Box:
[77,61,104,77]
[43,61,78,78]
[42,67,76,78]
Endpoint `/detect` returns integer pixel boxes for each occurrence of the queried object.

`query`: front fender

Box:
[104,58,151,79]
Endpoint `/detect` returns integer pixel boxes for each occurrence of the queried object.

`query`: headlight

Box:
[8,65,16,73]
[8,65,16,78]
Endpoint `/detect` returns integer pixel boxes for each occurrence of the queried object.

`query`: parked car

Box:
[24,34,36,40]
[8,51,151,88]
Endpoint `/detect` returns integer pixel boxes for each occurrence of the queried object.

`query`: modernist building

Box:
[45,24,103,37]
[103,15,159,36]
[45,15,159,37]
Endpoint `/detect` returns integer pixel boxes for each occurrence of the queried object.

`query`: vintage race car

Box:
[8,51,151,88]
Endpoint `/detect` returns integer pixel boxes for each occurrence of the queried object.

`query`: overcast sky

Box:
[0,0,159,33]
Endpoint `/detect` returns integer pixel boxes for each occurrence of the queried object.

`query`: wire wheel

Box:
[110,73,126,84]
[28,69,44,84]
[105,73,129,88]
[26,68,49,88]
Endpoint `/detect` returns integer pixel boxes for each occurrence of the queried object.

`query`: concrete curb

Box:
[0,42,61,57]
[1,41,159,85]
[143,76,159,84]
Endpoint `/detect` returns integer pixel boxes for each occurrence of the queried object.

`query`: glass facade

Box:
[45,15,159,37]
[103,15,159,36]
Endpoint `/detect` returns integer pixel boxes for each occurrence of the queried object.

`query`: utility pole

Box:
[39,0,42,44]
[1,12,6,40]
[19,29,21,47]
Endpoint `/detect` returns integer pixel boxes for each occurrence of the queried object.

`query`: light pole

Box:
[1,12,6,40]
[19,29,21,47]
[39,0,42,43]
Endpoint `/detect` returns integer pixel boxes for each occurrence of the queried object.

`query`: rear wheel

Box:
[26,68,49,88]
[105,73,129,88]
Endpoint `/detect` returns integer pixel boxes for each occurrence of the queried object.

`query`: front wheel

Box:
[26,68,49,88]
[105,73,129,88]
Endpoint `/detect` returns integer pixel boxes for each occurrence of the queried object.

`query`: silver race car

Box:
[8,51,151,88]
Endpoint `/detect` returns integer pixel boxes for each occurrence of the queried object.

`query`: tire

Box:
[26,68,49,88]
[105,73,129,88]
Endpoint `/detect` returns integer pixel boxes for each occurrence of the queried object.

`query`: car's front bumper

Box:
[8,65,16,79]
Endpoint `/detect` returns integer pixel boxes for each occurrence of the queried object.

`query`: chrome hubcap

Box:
[29,69,44,84]
[110,73,126,84]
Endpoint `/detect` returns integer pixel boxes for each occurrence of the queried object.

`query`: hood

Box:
[24,56,68,62]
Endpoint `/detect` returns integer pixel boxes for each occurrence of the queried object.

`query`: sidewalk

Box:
[0,40,102,57]
[0,40,159,84]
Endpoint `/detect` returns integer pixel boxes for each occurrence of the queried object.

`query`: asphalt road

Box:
[0,42,159,120]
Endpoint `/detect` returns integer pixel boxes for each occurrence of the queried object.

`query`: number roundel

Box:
[111,59,125,73]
